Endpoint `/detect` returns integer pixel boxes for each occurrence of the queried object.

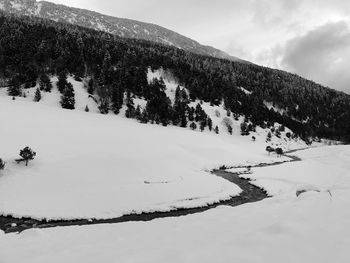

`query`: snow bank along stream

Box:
[0,151,302,234]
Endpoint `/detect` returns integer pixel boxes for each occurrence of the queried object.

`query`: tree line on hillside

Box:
[0,12,349,141]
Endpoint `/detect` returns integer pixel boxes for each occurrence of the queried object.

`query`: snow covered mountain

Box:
[0,0,242,62]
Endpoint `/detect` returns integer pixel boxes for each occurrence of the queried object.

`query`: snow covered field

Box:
[1,145,349,263]
[2,75,344,262]
[0,85,298,220]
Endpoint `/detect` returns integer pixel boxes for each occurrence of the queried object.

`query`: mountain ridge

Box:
[0,0,243,62]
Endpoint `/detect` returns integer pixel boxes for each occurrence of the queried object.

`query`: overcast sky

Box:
[48,0,350,94]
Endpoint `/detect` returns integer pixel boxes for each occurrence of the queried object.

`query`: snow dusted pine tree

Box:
[60,83,75,109]
[34,88,42,102]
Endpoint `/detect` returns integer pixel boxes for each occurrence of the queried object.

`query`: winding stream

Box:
[0,150,303,234]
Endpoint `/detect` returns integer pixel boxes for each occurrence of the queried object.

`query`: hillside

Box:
[0,76,308,219]
[0,12,349,142]
[1,2,350,262]
[0,0,242,62]
[1,91,350,261]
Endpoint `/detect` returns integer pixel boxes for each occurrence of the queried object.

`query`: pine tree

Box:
[85,105,89,112]
[34,87,41,102]
[180,113,187,128]
[19,147,36,166]
[98,100,109,114]
[200,121,206,132]
[135,105,142,120]
[60,83,75,109]
[240,121,249,136]
[111,82,123,114]
[39,73,52,92]
[190,122,197,130]
[214,126,219,134]
[188,107,195,122]
[87,78,94,95]
[175,85,181,103]
[227,124,233,135]
[140,109,149,123]
[207,117,213,131]
[125,96,135,118]
[7,76,22,97]
[0,158,5,170]
[267,131,272,141]
[57,71,68,93]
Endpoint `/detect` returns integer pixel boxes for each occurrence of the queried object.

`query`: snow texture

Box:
[0,78,297,220]
[0,146,349,262]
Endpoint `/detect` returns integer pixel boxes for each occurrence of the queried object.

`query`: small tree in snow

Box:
[8,77,22,97]
[222,117,233,135]
[34,88,42,102]
[266,131,272,142]
[39,73,52,92]
[0,158,5,170]
[266,146,275,155]
[207,117,213,131]
[275,147,284,157]
[19,147,36,166]
[227,124,233,135]
[190,122,197,130]
[60,83,75,110]
[214,126,219,134]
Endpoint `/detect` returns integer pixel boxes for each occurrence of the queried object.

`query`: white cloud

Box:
[280,21,350,93]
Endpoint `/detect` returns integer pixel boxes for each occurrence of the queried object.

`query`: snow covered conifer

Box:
[98,100,109,114]
[214,126,219,134]
[135,105,142,120]
[125,97,135,118]
[57,71,69,93]
[267,131,272,141]
[60,83,75,109]
[200,121,206,132]
[140,109,149,123]
[275,147,284,157]
[207,117,213,131]
[227,124,233,135]
[111,83,123,114]
[190,122,197,130]
[34,88,42,102]
[0,158,5,170]
[19,147,36,166]
[39,73,52,92]
[8,76,22,97]
[87,78,94,95]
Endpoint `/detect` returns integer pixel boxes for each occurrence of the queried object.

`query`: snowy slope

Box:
[0,82,295,220]
[1,146,350,263]
[147,68,308,151]
[17,76,100,113]
[2,70,308,152]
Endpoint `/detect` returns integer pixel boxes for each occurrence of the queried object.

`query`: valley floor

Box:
[1,86,348,262]
[1,145,350,262]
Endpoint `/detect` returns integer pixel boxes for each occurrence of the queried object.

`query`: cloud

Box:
[280,21,350,93]
[252,0,302,27]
